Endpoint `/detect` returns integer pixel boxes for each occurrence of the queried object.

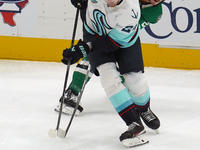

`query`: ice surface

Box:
[0,60,200,150]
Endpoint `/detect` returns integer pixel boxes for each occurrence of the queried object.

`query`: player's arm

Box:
[140,0,164,6]
[139,3,163,29]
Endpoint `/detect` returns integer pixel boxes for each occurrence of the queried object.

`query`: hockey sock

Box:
[69,71,91,94]
[135,100,150,113]
[69,58,93,94]
[109,88,140,126]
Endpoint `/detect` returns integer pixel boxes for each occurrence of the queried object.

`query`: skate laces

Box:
[64,89,77,102]
[128,122,141,131]
[70,93,77,102]
[141,108,156,122]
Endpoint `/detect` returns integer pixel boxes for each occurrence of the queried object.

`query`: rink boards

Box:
[0,0,200,69]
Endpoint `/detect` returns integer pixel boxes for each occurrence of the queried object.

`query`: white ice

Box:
[0,60,200,150]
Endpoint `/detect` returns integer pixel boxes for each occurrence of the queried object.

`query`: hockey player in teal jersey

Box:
[55,0,163,147]
[56,0,162,117]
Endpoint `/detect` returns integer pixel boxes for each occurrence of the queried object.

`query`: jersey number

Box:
[122,25,137,33]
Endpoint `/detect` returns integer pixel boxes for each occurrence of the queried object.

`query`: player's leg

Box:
[117,37,160,131]
[55,57,93,115]
[97,62,146,147]
[123,72,160,130]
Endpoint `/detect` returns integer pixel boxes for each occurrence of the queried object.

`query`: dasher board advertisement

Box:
[140,0,200,49]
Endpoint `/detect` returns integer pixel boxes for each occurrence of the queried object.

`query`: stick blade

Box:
[57,128,66,138]
[48,129,57,138]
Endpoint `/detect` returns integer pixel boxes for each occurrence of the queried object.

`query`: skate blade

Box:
[54,107,80,116]
[153,128,160,134]
[122,134,149,148]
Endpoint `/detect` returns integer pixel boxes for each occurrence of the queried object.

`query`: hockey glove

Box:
[61,39,90,65]
[71,0,88,9]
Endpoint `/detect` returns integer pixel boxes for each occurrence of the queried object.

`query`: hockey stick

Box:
[57,64,91,138]
[48,5,80,138]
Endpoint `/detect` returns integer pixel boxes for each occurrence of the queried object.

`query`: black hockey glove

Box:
[61,39,90,65]
[71,0,88,9]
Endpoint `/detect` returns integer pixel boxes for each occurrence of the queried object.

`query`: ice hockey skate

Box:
[119,120,149,148]
[54,88,83,116]
[140,108,160,133]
